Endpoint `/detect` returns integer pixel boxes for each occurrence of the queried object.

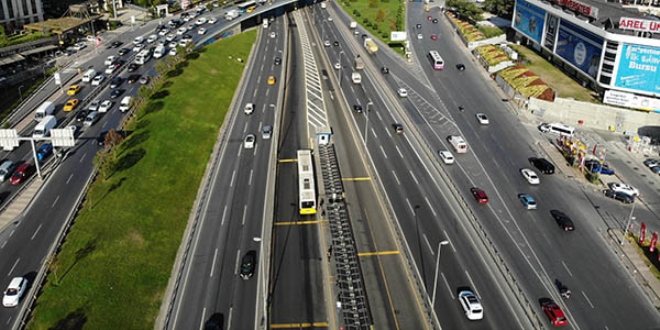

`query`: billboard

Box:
[555,21,603,79]
[603,90,660,112]
[614,44,660,94]
[513,0,546,44]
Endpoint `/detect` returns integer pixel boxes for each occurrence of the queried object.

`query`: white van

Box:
[263,20,269,29]
[82,69,97,83]
[540,123,575,137]
[34,101,55,121]
[448,135,467,153]
[119,96,133,112]
[135,50,152,65]
[153,45,166,59]
[33,115,57,139]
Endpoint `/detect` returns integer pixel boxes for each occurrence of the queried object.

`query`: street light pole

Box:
[621,201,637,245]
[431,240,449,309]
[18,85,24,101]
[364,101,373,146]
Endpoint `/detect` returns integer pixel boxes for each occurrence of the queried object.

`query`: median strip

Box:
[357,250,400,257]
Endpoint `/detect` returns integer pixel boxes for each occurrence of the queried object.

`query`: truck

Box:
[32,115,57,139]
[353,55,364,70]
[34,101,55,121]
[225,10,239,21]
[349,21,357,29]
[351,72,362,84]
[364,38,378,54]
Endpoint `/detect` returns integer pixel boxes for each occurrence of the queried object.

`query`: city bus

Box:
[297,150,317,215]
[238,1,257,13]
[428,50,445,70]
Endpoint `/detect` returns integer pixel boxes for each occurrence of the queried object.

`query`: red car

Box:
[427,15,433,21]
[10,163,34,185]
[470,187,489,203]
[430,34,438,40]
[542,300,568,326]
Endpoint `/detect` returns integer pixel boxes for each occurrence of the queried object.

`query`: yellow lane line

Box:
[278,158,298,163]
[342,177,371,181]
[270,322,330,328]
[357,250,401,257]
[275,220,328,226]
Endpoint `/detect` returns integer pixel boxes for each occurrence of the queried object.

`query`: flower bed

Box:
[475,45,510,66]
[450,17,485,42]
[498,66,554,101]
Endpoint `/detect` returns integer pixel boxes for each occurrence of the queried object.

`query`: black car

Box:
[76,109,89,122]
[97,131,108,146]
[353,104,363,113]
[550,210,574,231]
[111,41,123,48]
[127,74,141,84]
[110,88,125,99]
[127,63,140,72]
[456,63,465,71]
[416,23,422,29]
[529,157,555,174]
[204,313,224,330]
[109,76,123,88]
[112,58,126,67]
[381,66,389,74]
[393,123,404,134]
[432,18,438,23]
[274,57,282,66]
[240,250,257,280]
[118,48,131,56]
[333,41,339,46]
[604,189,635,204]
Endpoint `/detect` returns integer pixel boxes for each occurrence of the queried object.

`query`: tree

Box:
[446,0,484,22]
[483,0,514,19]
[376,8,385,22]
[155,60,169,77]
[207,2,214,12]
[369,0,378,8]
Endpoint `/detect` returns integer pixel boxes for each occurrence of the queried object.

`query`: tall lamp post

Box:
[621,202,637,245]
[18,85,24,101]
[364,101,373,146]
[431,240,449,309]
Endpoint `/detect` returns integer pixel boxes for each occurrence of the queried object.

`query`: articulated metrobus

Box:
[297,150,317,215]
[238,0,257,13]
[428,50,445,70]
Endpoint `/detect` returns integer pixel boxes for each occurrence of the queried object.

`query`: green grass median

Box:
[28,30,256,330]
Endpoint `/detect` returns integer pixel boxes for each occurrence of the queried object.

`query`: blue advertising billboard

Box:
[555,21,604,79]
[615,44,660,94]
[513,0,546,44]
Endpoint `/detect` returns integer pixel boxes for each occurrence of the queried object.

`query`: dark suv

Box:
[240,250,257,280]
[529,157,555,174]
[550,210,574,231]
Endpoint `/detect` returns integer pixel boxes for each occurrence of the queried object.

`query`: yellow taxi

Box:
[267,75,276,85]
[67,84,82,96]
[63,99,80,111]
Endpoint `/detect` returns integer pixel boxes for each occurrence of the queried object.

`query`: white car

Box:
[244,103,254,115]
[132,43,144,52]
[158,28,170,36]
[158,38,167,45]
[133,36,144,44]
[73,43,87,51]
[198,27,207,35]
[177,27,187,35]
[166,33,176,42]
[609,183,640,197]
[83,111,100,127]
[269,32,277,38]
[178,39,189,47]
[476,113,489,125]
[328,17,333,22]
[439,150,455,164]
[105,66,118,75]
[147,34,158,43]
[99,100,113,113]
[417,33,423,39]
[208,17,218,24]
[104,55,116,66]
[88,100,100,111]
[458,290,483,320]
[3,277,28,307]
[91,75,105,86]
[169,41,178,49]
[397,88,408,98]
[187,23,196,30]
[520,168,540,185]
[244,134,256,149]
[196,17,207,25]
[324,40,331,47]
[334,62,341,70]
[169,48,178,56]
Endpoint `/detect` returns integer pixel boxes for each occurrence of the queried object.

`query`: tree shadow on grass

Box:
[185,52,200,60]
[150,90,169,100]
[176,61,189,69]
[92,177,126,204]
[121,131,150,152]
[113,148,146,173]
[59,238,98,284]
[136,119,150,130]
[161,81,173,89]
[144,101,164,115]
[166,68,183,78]
[50,307,87,330]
